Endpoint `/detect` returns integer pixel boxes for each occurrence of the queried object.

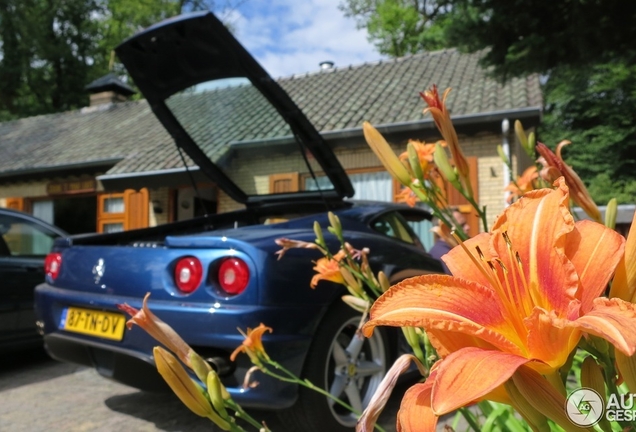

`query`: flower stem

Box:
[259,360,387,432]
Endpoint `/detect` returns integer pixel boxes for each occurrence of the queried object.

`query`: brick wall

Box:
[216,131,526,229]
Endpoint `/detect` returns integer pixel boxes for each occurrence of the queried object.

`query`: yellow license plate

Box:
[61,307,126,341]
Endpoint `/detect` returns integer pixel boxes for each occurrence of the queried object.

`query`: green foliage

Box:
[339,0,453,57]
[446,0,636,81]
[0,0,236,120]
[539,60,636,205]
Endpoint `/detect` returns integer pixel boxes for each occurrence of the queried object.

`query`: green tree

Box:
[446,0,636,80]
[339,0,454,57]
[0,0,240,120]
[539,60,636,204]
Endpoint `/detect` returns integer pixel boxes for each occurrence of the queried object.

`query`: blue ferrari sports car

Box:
[34,11,443,431]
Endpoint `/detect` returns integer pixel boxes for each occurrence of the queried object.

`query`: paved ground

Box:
[0,348,455,432]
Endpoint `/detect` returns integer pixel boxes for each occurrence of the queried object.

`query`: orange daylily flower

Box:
[420,86,473,198]
[505,166,538,203]
[230,323,272,364]
[363,177,636,431]
[310,250,346,288]
[399,139,438,178]
[536,141,602,222]
[274,237,320,260]
[395,187,418,207]
[118,293,193,369]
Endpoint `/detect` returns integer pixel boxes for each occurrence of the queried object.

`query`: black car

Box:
[0,207,67,351]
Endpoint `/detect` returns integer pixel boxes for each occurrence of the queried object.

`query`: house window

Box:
[304,170,393,201]
[97,189,149,233]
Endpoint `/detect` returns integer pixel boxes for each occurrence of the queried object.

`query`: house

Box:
[0,48,542,247]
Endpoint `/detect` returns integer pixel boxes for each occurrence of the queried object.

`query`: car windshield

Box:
[165,77,335,196]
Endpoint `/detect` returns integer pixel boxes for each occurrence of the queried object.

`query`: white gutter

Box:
[501,119,511,207]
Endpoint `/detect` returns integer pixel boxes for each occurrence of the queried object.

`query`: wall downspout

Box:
[501,118,511,207]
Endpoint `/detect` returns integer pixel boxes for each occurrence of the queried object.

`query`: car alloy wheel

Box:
[325,315,387,427]
[278,301,390,431]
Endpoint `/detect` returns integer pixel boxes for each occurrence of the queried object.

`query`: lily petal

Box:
[491,178,578,315]
[426,328,497,358]
[574,297,636,356]
[444,232,494,287]
[610,209,636,302]
[565,220,624,312]
[363,274,524,354]
[396,375,438,432]
[524,308,581,373]
[431,347,530,415]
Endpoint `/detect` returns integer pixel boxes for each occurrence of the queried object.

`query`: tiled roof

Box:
[85,73,136,95]
[0,49,542,179]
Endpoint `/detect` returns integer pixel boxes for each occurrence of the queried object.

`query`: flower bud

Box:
[207,371,229,420]
[188,350,213,383]
[616,351,636,394]
[580,356,612,432]
[580,356,605,395]
[341,295,370,313]
[407,142,424,181]
[605,198,617,230]
[504,379,550,432]
[313,221,325,247]
[153,347,231,430]
[328,212,342,236]
[363,121,412,187]
[497,144,510,166]
[514,120,528,151]
[433,143,457,185]
[339,267,363,296]
[378,271,391,292]
[527,131,536,155]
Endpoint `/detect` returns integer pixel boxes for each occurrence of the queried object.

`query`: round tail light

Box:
[174,256,203,293]
[218,257,250,295]
[45,253,62,280]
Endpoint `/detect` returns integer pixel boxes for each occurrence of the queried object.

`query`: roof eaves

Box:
[97,166,207,190]
[320,105,543,139]
[0,158,123,179]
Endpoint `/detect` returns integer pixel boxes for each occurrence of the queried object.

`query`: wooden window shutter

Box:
[269,173,300,193]
[5,198,24,211]
[124,188,149,230]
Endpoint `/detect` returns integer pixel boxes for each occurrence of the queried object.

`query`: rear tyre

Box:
[278,301,390,431]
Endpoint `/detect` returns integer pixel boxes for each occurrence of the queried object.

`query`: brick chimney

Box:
[85,73,136,107]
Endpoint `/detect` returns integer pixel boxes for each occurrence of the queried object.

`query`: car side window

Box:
[0,215,57,257]
[371,212,418,245]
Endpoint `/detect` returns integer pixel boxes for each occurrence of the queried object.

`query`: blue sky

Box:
[226,0,386,78]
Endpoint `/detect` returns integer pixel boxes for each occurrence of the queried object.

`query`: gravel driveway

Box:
[0,348,430,432]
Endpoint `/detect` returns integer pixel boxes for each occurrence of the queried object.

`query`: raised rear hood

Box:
[115,11,354,207]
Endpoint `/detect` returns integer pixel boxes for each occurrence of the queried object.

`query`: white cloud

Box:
[230,0,385,78]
